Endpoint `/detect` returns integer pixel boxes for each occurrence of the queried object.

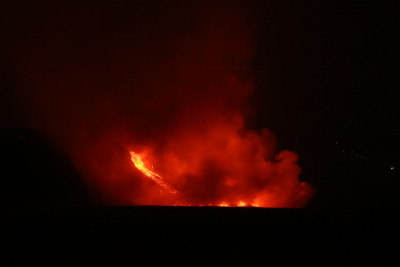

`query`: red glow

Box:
[14,2,314,207]
[129,151,177,194]
[126,112,313,207]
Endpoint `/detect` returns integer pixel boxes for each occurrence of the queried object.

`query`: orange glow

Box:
[130,151,177,194]
[238,201,246,207]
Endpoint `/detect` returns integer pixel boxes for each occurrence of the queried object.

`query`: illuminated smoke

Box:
[10,1,313,207]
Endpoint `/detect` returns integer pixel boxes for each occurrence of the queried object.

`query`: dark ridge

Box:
[0,128,92,206]
[0,206,397,264]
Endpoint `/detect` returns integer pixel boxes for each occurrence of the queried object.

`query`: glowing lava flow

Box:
[129,151,177,194]
[129,151,262,207]
[216,202,259,207]
[129,152,258,206]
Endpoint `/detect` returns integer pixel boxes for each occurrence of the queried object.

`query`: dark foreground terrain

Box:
[1,206,398,265]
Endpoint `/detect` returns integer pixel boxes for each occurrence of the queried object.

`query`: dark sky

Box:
[0,0,399,208]
[249,0,400,208]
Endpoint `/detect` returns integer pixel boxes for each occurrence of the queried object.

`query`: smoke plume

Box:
[6,1,313,207]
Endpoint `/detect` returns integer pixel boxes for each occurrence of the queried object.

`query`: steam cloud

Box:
[7,1,313,207]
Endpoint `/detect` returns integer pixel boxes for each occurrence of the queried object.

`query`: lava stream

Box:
[130,151,177,194]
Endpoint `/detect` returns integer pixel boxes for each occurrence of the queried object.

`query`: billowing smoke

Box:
[7,1,313,207]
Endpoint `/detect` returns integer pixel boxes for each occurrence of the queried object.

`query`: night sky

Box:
[250,0,400,209]
[1,0,399,209]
